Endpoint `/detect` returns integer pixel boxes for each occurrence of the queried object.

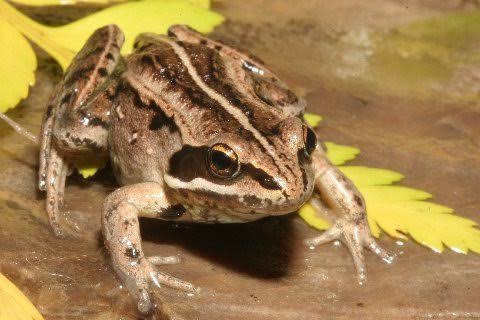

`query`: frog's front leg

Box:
[102,182,199,314]
[306,145,395,283]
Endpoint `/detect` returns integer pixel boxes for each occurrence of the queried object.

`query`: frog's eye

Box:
[303,126,317,158]
[206,144,240,179]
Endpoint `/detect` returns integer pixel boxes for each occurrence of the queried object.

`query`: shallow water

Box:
[1,1,480,319]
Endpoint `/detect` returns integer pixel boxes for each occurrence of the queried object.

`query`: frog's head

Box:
[164,117,317,221]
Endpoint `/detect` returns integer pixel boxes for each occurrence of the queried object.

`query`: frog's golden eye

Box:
[206,144,240,179]
[303,126,317,158]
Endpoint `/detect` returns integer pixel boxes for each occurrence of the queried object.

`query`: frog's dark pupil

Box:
[305,127,317,156]
[211,150,232,171]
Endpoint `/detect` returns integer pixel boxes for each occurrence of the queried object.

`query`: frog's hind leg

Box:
[39,25,125,235]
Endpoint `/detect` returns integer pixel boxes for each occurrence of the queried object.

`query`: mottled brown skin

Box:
[39,24,394,314]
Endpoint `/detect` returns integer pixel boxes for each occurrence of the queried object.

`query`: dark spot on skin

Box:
[141,54,155,68]
[106,52,115,61]
[159,204,186,220]
[105,204,119,222]
[89,116,109,129]
[60,93,72,105]
[354,195,363,207]
[45,104,54,119]
[133,41,140,49]
[98,67,108,77]
[353,211,366,225]
[200,39,208,45]
[149,112,164,131]
[145,100,177,133]
[241,195,265,207]
[357,302,364,307]
[111,42,120,49]
[65,65,95,86]
[87,46,104,57]
[125,246,140,259]
[214,45,223,51]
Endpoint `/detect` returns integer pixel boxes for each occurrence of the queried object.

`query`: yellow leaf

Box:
[0,273,44,320]
[304,113,323,128]
[74,157,108,178]
[339,166,404,186]
[0,0,223,70]
[325,142,360,166]
[7,0,208,7]
[299,203,331,230]
[0,19,36,113]
[8,0,127,5]
[300,112,480,255]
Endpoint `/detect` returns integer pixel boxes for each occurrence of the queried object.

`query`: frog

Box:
[37,24,395,314]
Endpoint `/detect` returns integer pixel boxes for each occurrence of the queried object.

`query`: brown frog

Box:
[6,25,395,314]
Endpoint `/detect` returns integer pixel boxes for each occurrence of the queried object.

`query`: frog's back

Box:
[125,32,305,139]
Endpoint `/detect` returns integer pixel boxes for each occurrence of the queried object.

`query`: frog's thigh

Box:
[40,25,124,235]
[51,25,124,156]
[102,182,198,314]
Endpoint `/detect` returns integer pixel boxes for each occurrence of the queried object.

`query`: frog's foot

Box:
[304,217,396,284]
[44,147,70,237]
[122,257,199,314]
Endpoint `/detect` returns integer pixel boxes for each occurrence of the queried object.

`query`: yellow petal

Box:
[304,113,323,128]
[0,273,44,320]
[325,142,360,166]
[0,19,36,112]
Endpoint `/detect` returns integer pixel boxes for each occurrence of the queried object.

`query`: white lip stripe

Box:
[159,37,285,171]
[165,174,250,197]
[164,174,285,207]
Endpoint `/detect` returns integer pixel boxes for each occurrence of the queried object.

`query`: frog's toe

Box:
[137,287,154,315]
[365,236,396,265]
[147,255,181,266]
[151,269,200,293]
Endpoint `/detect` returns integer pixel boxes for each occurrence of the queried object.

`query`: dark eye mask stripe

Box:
[168,145,281,191]
[242,163,282,190]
